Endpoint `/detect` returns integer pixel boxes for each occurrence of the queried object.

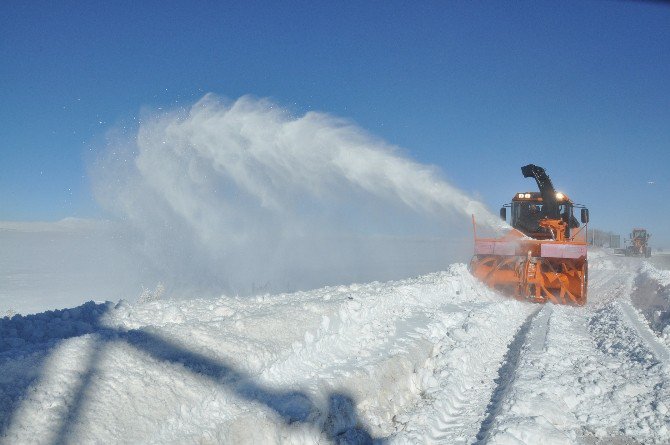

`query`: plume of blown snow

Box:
[91,94,503,297]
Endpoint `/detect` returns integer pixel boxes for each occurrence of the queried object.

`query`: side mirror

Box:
[500,207,506,221]
[580,208,589,224]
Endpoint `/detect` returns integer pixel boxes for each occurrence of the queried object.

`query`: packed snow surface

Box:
[1,251,670,444]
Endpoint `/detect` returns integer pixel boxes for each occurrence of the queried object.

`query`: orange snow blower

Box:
[470,164,590,306]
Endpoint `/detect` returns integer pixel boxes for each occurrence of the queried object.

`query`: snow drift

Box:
[633,262,670,346]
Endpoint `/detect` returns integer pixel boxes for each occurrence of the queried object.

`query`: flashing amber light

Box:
[556,192,565,200]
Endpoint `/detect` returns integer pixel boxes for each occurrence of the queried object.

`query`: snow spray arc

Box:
[92,94,503,296]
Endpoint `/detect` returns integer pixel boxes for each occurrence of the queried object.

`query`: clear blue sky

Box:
[1,1,669,246]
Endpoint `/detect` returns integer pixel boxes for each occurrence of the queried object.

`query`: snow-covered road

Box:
[1,251,669,444]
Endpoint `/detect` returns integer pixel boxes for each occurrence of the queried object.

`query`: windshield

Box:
[512,202,578,234]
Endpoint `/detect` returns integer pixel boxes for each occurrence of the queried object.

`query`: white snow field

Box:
[0,219,144,316]
[1,251,670,444]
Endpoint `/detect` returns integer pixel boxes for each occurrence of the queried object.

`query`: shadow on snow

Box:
[0,301,376,445]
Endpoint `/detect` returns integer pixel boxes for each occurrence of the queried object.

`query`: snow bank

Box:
[1,264,525,444]
[641,262,670,287]
[0,301,114,354]
[632,263,670,346]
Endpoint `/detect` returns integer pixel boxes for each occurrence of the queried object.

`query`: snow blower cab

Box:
[470,164,590,306]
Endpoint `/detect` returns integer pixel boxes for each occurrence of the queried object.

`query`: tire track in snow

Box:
[419,308,524,444]
[478,259,670,444]
[589,263,669,368]
[474,306,546,444]
[618,300,669,364]
[388,301,537,445]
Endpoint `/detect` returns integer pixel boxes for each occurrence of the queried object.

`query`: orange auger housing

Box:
[470,164,590,306]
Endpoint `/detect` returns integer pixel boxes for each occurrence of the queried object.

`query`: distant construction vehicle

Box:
[470,164,590,306]
[625,228,651,258]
